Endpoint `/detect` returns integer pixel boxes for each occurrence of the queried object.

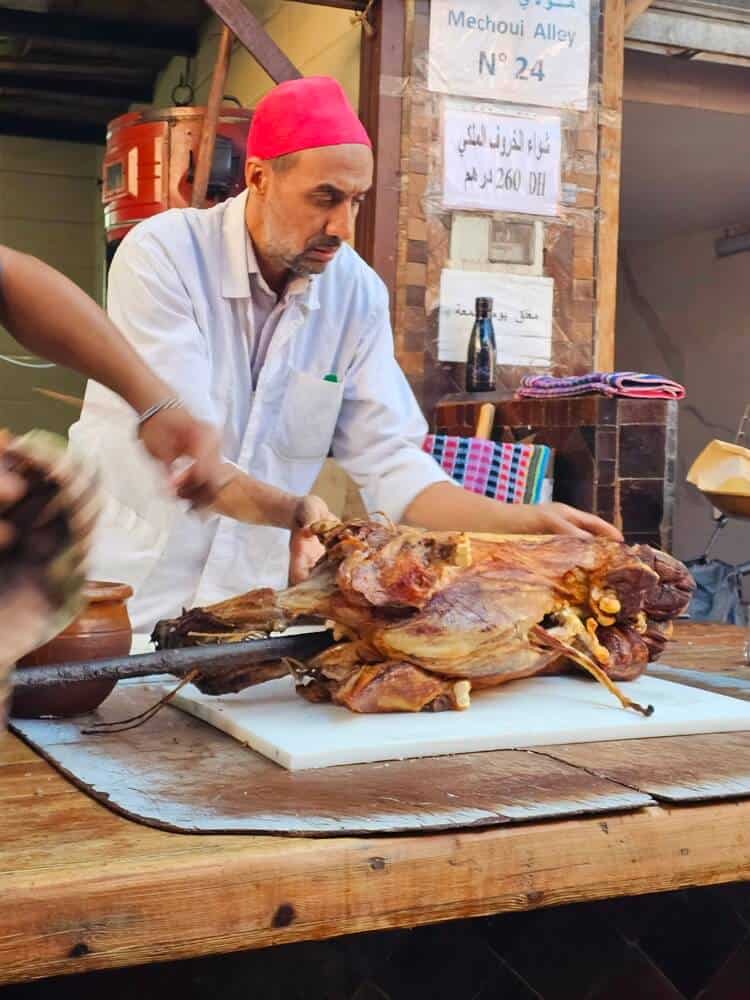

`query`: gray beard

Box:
[288,255,315,277]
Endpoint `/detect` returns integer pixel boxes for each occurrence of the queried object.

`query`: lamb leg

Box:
[529,624,654,716]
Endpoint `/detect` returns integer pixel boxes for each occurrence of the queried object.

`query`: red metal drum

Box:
[102,105,252,245]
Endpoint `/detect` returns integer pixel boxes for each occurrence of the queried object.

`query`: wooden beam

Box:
[20,35,181,66]
[45,0,206,29]
[0,8,198,56]
[0,113,104,144]
[0,71,153,102]
[0,86,129,114]
[627,7,750,58]
[192,24,234,208]
[594,0,625,373]
[290,0,367,9]
[625,0,655,31]
[203,0,301,83]
[0,99,119,125]
[0,58,152,84]
[355,0,406,316]
[624,48,750,116]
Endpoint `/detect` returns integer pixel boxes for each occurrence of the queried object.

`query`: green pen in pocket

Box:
[323,373,339,384]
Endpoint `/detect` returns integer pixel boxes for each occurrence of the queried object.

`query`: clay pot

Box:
[11,581,134,718]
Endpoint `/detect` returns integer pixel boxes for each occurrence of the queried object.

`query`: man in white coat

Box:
[70,76,620,632]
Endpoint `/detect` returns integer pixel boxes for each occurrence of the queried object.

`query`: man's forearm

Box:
[402,482,526,533]
[403,481,622,540]
[0,247,170,414]
[209,466,299,529]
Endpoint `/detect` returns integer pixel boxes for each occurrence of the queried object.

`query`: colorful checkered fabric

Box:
[423,435,552,504]
[517,372,685,400]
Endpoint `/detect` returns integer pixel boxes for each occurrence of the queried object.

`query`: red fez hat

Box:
[246,76,372,160]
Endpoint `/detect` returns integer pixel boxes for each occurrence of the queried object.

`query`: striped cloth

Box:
[517,372,685,400]
[423,435,552,504]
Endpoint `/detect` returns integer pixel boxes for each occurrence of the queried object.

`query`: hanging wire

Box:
[0,353,55,369]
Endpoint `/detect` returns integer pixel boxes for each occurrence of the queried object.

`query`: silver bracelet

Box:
[137,397,183,429]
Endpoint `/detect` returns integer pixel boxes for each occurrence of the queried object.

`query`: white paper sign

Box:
[438,268,553,365]
[443,106,560,215]
[428,0,591,110]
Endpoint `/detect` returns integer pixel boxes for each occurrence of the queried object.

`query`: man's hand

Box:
[0,433,24,548]
[403,482,623,541]
[289,494,337,585]
[138,408,229,508]
[505,501,623,541]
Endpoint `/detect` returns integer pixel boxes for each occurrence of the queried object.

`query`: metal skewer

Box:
[11,631,335,691]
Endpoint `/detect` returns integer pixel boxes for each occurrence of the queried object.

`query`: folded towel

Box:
[516,372,685,400]
[423,435,552,504]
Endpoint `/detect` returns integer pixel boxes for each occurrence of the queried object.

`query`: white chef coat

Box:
[68,190,449,631]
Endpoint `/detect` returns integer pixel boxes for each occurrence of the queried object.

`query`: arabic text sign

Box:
[428,0,591,110]
[438,268,553,365]
[443,107,560,215]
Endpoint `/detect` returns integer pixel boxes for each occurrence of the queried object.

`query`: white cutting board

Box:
[153,671,750,771]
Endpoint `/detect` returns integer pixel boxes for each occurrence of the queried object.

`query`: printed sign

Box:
[428,0,591,110]
[438,268,553,366]
[443,105,560,215]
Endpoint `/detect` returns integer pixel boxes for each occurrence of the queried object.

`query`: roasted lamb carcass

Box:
[152,519,695,715]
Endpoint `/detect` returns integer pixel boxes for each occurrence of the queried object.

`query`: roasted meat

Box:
[153,519,695,715]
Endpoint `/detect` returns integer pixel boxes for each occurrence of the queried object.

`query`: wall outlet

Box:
[489,219,537,265]
[448,213,544,275]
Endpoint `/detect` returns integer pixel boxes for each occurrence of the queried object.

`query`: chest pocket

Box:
[270,367,344,461]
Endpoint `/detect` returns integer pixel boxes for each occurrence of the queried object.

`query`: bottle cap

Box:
[475,297,493,314]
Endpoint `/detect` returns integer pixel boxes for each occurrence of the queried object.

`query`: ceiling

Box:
[0,0,208,143]
[619,99,750,241]
[0,0,365,144]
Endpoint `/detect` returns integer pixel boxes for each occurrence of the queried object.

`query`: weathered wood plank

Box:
[668,621,748,676]
[2,770,750,986]
[2,624,749,986]
[9,686,651,836]
[537,732,750,802]
[650,663,750,702]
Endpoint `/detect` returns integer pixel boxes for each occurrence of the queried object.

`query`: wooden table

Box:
[1,621,749,987]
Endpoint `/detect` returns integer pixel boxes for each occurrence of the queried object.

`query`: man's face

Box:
[245,144,373,277]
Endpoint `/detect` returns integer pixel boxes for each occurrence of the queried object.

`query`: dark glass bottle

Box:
[465,296,496,392]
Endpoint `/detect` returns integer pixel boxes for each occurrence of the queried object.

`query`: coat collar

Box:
[220,191,320,311]
[220,191,251,299]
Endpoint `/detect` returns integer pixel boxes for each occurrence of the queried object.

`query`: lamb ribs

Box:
[152,519,695,714]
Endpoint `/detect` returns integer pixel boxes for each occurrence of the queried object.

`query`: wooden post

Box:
[594,0,625,372]
[355,0,407,319]
[191,24,234,209]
